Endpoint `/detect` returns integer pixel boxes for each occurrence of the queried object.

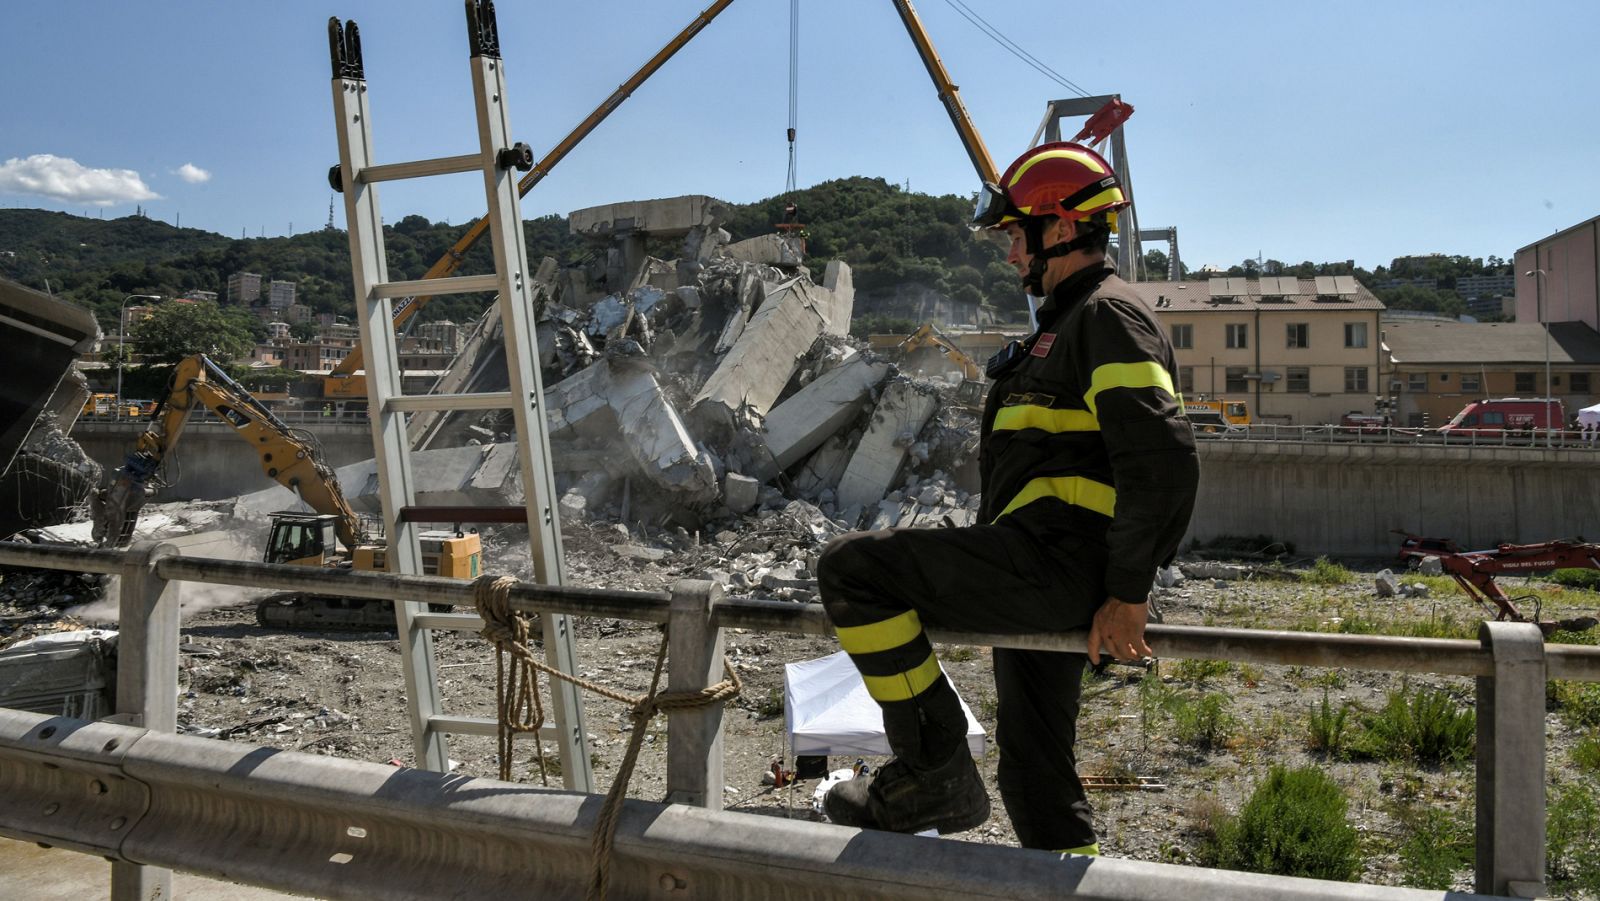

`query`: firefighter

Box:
[817,142,1199,851]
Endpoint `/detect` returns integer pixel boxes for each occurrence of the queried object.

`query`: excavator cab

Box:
[264,513,341,567]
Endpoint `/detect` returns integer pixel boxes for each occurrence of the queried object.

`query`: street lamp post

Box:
[1525,269,1551,447]
[117,294,161,414]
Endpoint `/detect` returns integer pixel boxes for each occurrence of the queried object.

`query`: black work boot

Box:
[823,744,990,834]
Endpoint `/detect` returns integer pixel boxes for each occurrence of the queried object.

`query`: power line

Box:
[938,0,1092,98]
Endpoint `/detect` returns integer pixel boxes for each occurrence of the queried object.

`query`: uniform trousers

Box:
[817,521,1104,850]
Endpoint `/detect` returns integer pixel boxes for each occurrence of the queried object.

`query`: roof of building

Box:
[1122,276,1386,313]
[1382,320,1600,365]
[1516,211,1600,254]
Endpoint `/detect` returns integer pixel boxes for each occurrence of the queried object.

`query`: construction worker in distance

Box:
[817,142,1199,852]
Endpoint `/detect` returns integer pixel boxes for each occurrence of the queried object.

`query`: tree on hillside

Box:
[131,300,255,365]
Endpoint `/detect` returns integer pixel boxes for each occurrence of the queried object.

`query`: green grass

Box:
[1355,684,1475,765]
[1293,609,1477,640]
[1553,682,1600,730]
[1394,802,1474,890]
[1171,658,1233,683]
[1571,732,1600,772]
[1549,568,1600,591]
[1307,689,1353,757]
[1303,556,1354,586]
[1205,766,1360,881]
[1549,780,1600,896]
[1169,692,1236,751]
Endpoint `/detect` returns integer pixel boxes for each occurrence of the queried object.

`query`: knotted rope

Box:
[472,575,742,901]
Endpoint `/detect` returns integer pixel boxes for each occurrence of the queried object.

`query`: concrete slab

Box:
[792,434,853,499]
[0,838,309,900]
[694,277,828,426]
[722,233,803,268]
[835,380,940,511]
[568,195,728,241]
[762,357,890,472]
[235,442,523,516]
[819,260,855,337]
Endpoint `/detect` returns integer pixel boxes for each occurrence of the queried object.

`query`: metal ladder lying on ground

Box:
[327,1,591,788]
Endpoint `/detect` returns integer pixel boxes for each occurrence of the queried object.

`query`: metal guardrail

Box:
[1194,422,1600,450]
[3,541,1595,898]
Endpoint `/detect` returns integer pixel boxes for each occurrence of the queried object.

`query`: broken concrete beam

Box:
[762,357,890,472]
[568,195,728,241]
[819,260,854,337]
[723,472,760,513]
[835,380,940,512]
[722,233,804,268]
[235,442,525,517]
[792,433,853,500]
[694,277,829,425]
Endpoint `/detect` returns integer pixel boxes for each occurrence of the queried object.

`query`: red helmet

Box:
[972,142,1129,231]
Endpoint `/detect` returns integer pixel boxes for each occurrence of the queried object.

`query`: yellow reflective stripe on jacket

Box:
[993,475,1116,522]
[1084,361,1175,416]
[993,404,1098,434]
[861,653,943,703]
[836,609,923,656]
[1055,842,1099,856]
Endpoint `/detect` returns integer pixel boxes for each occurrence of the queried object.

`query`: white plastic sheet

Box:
[783,650,986,757]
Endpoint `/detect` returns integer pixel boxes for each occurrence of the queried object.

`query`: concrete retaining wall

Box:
[1191,440,1600,555]
[72,420,375,502]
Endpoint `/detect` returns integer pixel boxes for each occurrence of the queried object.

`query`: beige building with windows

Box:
[1124,276,1386,424]
[1379,319,1600,428]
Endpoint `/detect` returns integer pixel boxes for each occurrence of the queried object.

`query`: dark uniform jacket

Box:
[978,263,1199,604]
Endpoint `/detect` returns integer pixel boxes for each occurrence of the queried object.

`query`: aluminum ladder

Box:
[326,1,592,789]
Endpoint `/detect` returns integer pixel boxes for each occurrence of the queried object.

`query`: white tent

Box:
[783,651,986,758]
[1578,403,1600,427]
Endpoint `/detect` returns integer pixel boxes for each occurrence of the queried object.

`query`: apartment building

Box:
[1380,319,1600,427]
[1125,276,1386,424]
[226,272,262,306]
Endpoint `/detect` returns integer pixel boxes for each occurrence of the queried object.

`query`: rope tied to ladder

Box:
[472,574,742,901]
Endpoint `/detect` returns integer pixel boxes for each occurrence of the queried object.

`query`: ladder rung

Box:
[358,153,481,184]
[429,714,557,740]
[400,505,530,524]
[386,391,513,413]
[372,273,499,299]
[413,612,486,632]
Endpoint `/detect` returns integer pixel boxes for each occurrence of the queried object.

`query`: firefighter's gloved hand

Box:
[1087,597,1153,666]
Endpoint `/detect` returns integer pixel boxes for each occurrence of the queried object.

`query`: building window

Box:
[1286,323,1309,348]
[1178,366,1194,395]
[1407,372,1427,392]
[1515,372,1536,394]
[1461,372,1481,393]
[1573,372,1592,393]
[1344,367,1369,393]
[1226,324,1248,349]
[1286,367,1310,393]
[1344,322,1368,348]
[1170,324,1193,349]
[1225,367,1249,393]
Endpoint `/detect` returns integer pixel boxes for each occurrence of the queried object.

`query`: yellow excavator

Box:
[897,323,987,409]
[92,354,480,629]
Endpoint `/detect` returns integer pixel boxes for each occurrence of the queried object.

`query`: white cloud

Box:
[0,154,160,206]
[174,162,212,184]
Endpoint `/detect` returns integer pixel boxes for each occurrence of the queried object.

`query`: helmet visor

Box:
[970,182,1015,231]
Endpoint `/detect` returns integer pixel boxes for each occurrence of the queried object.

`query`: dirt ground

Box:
[8,520,1600,895]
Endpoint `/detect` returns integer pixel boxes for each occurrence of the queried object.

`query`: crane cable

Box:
[938,0,1092,98]
[785,0,799,195]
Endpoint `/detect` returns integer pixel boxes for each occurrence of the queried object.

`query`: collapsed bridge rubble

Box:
[343,194,986,547]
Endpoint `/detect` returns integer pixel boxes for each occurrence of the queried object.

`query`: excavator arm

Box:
[898,323,983,380]
[94,355,363,551]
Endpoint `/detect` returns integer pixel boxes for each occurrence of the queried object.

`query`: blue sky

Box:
[2,0,1596,270]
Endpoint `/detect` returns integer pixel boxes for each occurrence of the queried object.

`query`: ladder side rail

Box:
[468,42,594,792]
[330,52,451,772]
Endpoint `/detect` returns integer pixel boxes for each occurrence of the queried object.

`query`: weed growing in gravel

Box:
[755,688,784,718]
[1552,681,1600,730]
[1236,663,1264,687]
[1393,802,1474,890]
[1549,627,1600,647]
[1322,612,1475,640]
[940,644,980,663]
[1549,568,1600,591]
[1303,556,1353,586]
[1169,692,1236,750]
[1306,689,1352,757]
[1171,658,1232,683]
[1548,780,1600,896]
[1571,732,1600,772]
[1357,684,1474,765]
[1205,765,1360,881]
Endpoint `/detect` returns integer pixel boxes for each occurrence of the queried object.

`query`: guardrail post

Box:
[109,539,178,901]
[1475,621,1547,898]
[665,580,725,808]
